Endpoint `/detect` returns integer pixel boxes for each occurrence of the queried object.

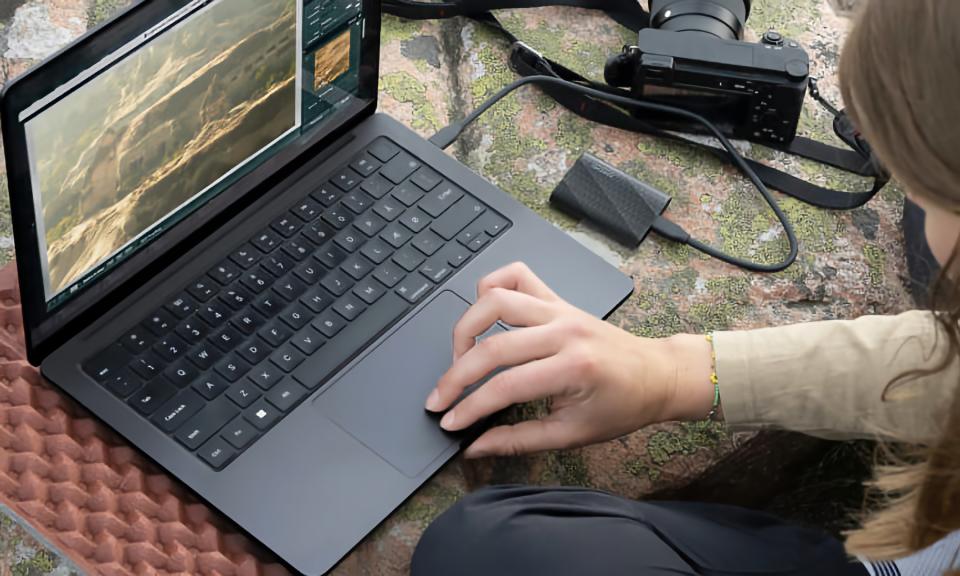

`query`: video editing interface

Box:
[22,0,365,310]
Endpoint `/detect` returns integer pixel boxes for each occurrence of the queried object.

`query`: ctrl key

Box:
[198,437,237,470]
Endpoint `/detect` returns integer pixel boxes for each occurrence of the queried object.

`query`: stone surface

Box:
[0,0,911,574]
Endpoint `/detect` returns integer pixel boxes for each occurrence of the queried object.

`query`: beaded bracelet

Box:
[704,333,721,422]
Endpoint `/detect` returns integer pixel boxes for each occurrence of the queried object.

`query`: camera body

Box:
[605,26,810,145]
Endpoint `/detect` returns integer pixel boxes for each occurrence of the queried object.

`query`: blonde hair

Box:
[839,0,960,567]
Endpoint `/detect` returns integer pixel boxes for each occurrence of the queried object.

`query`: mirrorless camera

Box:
[604,0,810,144]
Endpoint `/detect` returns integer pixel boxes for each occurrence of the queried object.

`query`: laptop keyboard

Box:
[81,137,510,470]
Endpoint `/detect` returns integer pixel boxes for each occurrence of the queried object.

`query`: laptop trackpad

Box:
[313,291,501,478]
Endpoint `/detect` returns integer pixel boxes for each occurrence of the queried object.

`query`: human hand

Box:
[424,262,715,458]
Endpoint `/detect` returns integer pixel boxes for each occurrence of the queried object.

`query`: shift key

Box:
[431,197,485,240]
[175,397,239,450]
[293,292,409,390]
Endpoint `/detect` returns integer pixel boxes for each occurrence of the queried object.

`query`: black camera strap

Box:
[382,0,889,210]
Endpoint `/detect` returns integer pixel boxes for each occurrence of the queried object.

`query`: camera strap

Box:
[382,0,890,210]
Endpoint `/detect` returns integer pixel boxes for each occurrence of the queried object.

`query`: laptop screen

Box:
[19,0,365,311]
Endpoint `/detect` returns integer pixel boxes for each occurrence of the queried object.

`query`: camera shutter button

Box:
[762,30,784,46]
[785,60,809,81]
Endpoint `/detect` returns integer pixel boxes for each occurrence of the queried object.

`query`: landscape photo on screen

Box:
[27,0,298,296]
[312,27,351,92]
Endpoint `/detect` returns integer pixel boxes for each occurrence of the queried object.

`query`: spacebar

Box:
[293,292,410,389]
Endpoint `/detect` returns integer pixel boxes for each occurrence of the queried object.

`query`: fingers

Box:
[429,325,562,412]
[452,288,555,360]
[477,262,559,302]
[438,357,566,431]
[464,419,580,458]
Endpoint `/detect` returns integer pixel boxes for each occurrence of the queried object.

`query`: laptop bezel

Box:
[0,0,381,365]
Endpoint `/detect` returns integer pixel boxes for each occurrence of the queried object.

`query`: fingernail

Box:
[425,389,441,411]
[440,409,456,430]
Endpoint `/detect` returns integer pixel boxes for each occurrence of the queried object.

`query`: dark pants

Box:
[411,485,869,576]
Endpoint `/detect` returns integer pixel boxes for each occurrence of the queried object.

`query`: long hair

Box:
[839,0,960,564]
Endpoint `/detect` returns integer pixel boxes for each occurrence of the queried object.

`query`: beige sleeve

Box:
[712,310,958,443]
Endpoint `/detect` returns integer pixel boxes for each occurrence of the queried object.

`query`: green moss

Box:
[395,482,465,527]
[500,14,614,80]
[646,421,725,466]
[863,244,885,287]
[381,14,424,45]
[555,113,593,152]
[87,0,130,26]
[687,276,750,331]
[12,550,58,576]
[380,71,441,133]
[544,450,591,487]
[624,457,661,481]
[749,0,820,40]
[630,291,683,338]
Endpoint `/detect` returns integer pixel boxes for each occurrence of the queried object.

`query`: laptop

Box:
[0,0,632,573]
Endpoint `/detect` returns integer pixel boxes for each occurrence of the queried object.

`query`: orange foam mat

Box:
[0,264,292,575]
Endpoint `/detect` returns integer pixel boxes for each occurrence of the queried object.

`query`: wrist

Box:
[661,333,717,421]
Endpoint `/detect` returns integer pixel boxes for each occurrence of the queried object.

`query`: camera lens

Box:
[650,0,751,41]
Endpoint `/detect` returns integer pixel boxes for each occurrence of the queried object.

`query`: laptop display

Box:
[19,0,365,311]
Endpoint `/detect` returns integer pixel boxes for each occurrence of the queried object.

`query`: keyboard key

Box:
[368,137,400,162]
[466,232,491,252]
[221,415,259,449]
[229,245,261,270]
[253,293,281,317]
[419,183,463,217]
[262,252,295,277]
[373,196,404,221]
[341,254,373,280]
[259,320,293,347]
[333,229,363,253]
[238,337,271,365]
[343,191,373,214]
[248,361,284,390]
[361,174,393,199]
[291,327,325,354]
[301,222,335,246]
[456,223,485,246]
[294,293,409,390]
[353,279,385,304]
[373,262,406,288]
[219,287,253,310]
[350,153,381,177]
[431,197,485,240]
[321,269,354,296]
[294,261,322,284]
[331,168,362,191]
[240,271,271,294]
[315,243,348,269]
[175,397,239,450]
[271,214,302,238]
[175,319,208,344]
[333,294,366,321]
[354,213,386,237]
[266,379,308,413]
[209,260,240,285]
[246,399,282,431]
[272,277,307,302]
[226,380,261,408]
[143,309,177,336]
[231,311,265,335]
[360,238,392,264]
[310,185,340,207]
[198,436,237,470]
[477,211,509,236]
[187,278,218,302]
[154,334,188,362]
[270,345,305,372]
[322,205,355,229]
[281,238,313,261]
[164,362,197,388]
[412,230,444,256]
[380,152,421,184]
[443,243,472,268]
[392,182,424,207]
[129,379,177,416]
[252,228,282,253]
[193,373,231,400]
[399,208,430,233]
[411,167,442,191]
[104,368,142,399]
[166,294,197,320]
[279,302,312,330]
[396,276,433,304]
[130,352,163,380]
[419,258,453,284]
[197,302,230,328]
[214,354,250,382]
[312,310,346,338]
[152,389,205,433]
[381,223,413,248]
[187,344,222,370]
[120,329,155,355]
[292,198,323,222]
[300,286,334,313]
[210,325,244,352]
[393,246,426,272]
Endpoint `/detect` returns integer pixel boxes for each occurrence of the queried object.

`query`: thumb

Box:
[463,419,580,458]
